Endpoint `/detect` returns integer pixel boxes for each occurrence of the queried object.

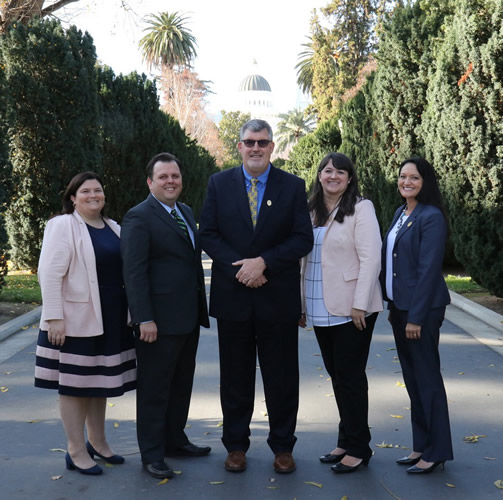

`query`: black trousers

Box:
[217,317,299,454]
[314,312,377,460]
[389,303,453,462]
[135,327,200,464]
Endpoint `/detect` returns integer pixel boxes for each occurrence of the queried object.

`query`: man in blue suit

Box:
[200,119,313,474]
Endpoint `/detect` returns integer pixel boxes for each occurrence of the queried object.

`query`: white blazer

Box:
[38,211,121,337]
[301,199,383,317]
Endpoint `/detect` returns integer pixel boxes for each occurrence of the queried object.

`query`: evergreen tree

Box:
[0,61,10,289]
[421,0,503,296]
[1,19,101,270]
[218,110,251,167]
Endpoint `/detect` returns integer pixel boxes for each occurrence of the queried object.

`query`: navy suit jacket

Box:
[199,165,313,322]
[380,202,450,325]
[121,194,209,335]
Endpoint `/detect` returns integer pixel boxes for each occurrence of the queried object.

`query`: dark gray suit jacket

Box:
[121,194,209,335]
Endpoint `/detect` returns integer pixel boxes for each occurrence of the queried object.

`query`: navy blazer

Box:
[199,165,313,322]
[121,194,209,335]
[380,202,450,325]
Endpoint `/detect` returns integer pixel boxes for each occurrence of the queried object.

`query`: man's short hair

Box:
[239,119,273,141]
[145,152,183,179]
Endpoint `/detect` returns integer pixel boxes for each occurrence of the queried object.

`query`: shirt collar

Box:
[241,164,271,184]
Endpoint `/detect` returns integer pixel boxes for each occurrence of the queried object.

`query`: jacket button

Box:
[393,253,397,257]
[393,273,397,277]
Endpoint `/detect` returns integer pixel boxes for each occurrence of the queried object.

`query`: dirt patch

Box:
[465,294,503,316]
[0,302,39,326]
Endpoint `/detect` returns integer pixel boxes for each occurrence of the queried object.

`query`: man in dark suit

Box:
[121,152,210,479]
[199,119,313,474]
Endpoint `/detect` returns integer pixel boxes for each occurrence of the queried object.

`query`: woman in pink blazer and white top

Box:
[300,153,382,473]
[35,172,136,475]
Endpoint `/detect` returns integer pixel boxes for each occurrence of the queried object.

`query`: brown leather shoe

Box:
[274,452,296,473]
[224,451,246,472]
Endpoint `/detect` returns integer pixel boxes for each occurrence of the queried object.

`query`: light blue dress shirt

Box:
[242,164,271,213]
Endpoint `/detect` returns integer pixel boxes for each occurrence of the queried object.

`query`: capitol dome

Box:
[238,74,272,92]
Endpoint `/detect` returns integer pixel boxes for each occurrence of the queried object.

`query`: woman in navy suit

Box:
[380,157,453,474]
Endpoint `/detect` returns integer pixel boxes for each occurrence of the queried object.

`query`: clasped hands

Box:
[233,257,267,288]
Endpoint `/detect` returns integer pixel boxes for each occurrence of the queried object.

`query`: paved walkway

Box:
[1,257,502,499]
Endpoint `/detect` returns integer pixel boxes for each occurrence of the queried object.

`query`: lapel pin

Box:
[267,200,272,206]
[407,221,413,227]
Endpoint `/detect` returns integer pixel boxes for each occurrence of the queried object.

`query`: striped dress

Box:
[35,223,136,397]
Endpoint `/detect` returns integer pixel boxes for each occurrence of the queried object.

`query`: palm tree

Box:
[139,11,197,70]
[295,40,315,95]
[275,108,316,154]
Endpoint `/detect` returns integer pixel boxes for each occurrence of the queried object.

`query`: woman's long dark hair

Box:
[60,171,106,216]
[399,157,447,220]
[308,152,361,226]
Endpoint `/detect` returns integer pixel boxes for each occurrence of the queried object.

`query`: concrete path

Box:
[1,256,502,500]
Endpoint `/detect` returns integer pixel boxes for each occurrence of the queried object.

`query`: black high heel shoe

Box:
[396,455,421,466]
[86,441,125,464]
[320,452,346,464]
[331,456,370,474]
[65,452,103,475]
[407,461,445,474]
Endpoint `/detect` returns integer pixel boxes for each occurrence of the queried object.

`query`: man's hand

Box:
[298,313,307,328]
[139,321,158,343]
[47,319,66,346]
[232,257,267,287]
[405,322,421,340]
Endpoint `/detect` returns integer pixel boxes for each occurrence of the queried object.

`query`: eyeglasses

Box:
[242,139,272,148]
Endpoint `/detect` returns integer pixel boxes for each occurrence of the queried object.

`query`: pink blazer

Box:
[301,199,383,316]
[38,212,121,337]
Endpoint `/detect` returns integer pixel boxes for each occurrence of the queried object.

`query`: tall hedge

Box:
[0,62,10,289]
[1,19,101,270]
[97,67,217,221]
[421,0,503,296]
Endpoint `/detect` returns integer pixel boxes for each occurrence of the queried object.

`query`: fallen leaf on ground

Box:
[306,327,313,331]
[22,326,29,330]
[27,419,41,423]
[484,457,496,460]
[376,354,381,357]
[395,381,405,388]
[209,481,224,485]
[261,411,268,417]
[51,475,62,480]
[3,371,12,375]
[342,497,348,500]
[185,424,191,428]
[0,386,8,392]
[173,471,182,475]
[458,372,464,375]
[50,448,66,453]
[157,478,169,485]
[204,432,211,435]
[494,480,503,489]
[317,366,322,370]
[267,486,280,489]
[313,353,321,356]
[463,434,487,443]
[386,348,396,351]
[269,478,276,483]
[304,481,322,488]
[390,415,404,419]
[446,483,456,488]
[217,422,223,427]
[113,422,119,428]
[326,393,334,397]
[107,402,115,407]
[489,364,495,367]
[376,441,394,448]
[105,463,114,468]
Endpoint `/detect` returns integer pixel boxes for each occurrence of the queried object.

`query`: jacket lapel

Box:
[232,166,255,232]
[394,202,425,245]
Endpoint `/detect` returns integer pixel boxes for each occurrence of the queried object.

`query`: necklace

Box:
[395,205,408,234]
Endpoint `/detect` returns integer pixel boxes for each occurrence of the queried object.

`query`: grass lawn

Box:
[443,274,487,295]
[0,273,41,304]
[0,271,491,305]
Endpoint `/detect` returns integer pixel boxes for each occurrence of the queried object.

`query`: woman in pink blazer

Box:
[300,153,382,474]
[35,172,136,475]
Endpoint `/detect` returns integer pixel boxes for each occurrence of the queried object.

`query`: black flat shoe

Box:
[407,461,445,474]
[143,461,174,479]
[331,457,370,474]
[396,455,421,466]
[86,441,125,464]
[65,452,103,475]
[166,442,211,457]
[320,452,346,464]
